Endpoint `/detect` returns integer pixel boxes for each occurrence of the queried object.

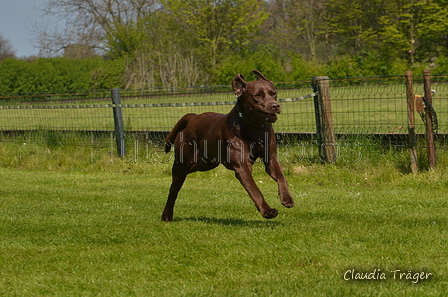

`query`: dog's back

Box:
[165,112,227,153]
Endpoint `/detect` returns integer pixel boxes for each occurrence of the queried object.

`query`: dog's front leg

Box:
[265,157,295,208]
[233,163,278,219]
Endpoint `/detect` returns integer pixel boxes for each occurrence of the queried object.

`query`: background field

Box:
[1,82,447,134]
[1,144,448,296]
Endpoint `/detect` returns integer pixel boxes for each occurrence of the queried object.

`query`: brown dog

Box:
[162,70,294,221]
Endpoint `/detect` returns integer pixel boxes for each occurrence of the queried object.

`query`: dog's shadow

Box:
[178,216,282,228]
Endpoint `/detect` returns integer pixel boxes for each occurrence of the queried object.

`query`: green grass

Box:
[1,142,448,296]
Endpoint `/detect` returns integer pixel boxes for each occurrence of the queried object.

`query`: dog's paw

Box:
[162,212,173,222]
[281,196,295,208]
[262,208,278,219]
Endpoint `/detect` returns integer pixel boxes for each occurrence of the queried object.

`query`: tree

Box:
[161,0,268,69]
[367,0,446,67]
[415,0,448,59]
[34,1,207,88]
[325,0,373,57]
[34,0,159,57]
[0,34,16,62]
[324,0,438,69]
[28,0,448,85]
[117,10,205,88]
[267,0,326,61]
[394,0,427,66]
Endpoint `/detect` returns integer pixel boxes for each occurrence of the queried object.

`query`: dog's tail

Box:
[165,113,197,153]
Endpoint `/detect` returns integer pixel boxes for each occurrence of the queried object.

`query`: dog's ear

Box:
[232,74,246,98]
[252,70,271,82]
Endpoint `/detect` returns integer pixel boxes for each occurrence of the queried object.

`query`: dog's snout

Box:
[270,102,280,113]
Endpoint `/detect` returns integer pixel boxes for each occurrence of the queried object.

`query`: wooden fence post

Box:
[405,71,418,173]
[111,88,126,158]
[423,69,437,169]
[312,76,337,163]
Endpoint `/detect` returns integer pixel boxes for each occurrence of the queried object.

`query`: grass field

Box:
[1,142,448,296]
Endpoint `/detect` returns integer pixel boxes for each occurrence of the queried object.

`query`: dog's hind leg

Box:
[162,166,187,221]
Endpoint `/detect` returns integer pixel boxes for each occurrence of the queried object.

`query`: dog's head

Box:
[232,70,280,126]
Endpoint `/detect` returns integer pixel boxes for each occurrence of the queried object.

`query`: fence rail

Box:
[1,72,447,166]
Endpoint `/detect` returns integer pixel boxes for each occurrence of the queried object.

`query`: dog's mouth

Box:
[255,109,279,123]
[265,113,278,123]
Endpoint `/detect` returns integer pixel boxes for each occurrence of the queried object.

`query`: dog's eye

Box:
[253,94,262,102]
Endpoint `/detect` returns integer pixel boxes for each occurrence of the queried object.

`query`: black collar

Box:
[235,99,265,129]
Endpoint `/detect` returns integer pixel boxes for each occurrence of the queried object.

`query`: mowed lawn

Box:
[1,161,448,296]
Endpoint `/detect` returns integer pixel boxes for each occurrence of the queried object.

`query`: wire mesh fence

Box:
[1,73,447,164]
[328,75,448,135]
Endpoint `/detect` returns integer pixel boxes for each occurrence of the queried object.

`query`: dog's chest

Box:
[240,127,273,158]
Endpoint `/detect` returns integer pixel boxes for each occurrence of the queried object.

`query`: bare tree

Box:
[32,0,159,57]
[157,53,201,88]
[0,34,17,62]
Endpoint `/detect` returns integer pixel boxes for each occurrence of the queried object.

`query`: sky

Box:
[0,0,49,57]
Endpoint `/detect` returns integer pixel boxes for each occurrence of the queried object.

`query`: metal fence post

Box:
[423,69,437,169]
[111,88,126,158]
[312,76,336,163]
[405,71,418,173]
